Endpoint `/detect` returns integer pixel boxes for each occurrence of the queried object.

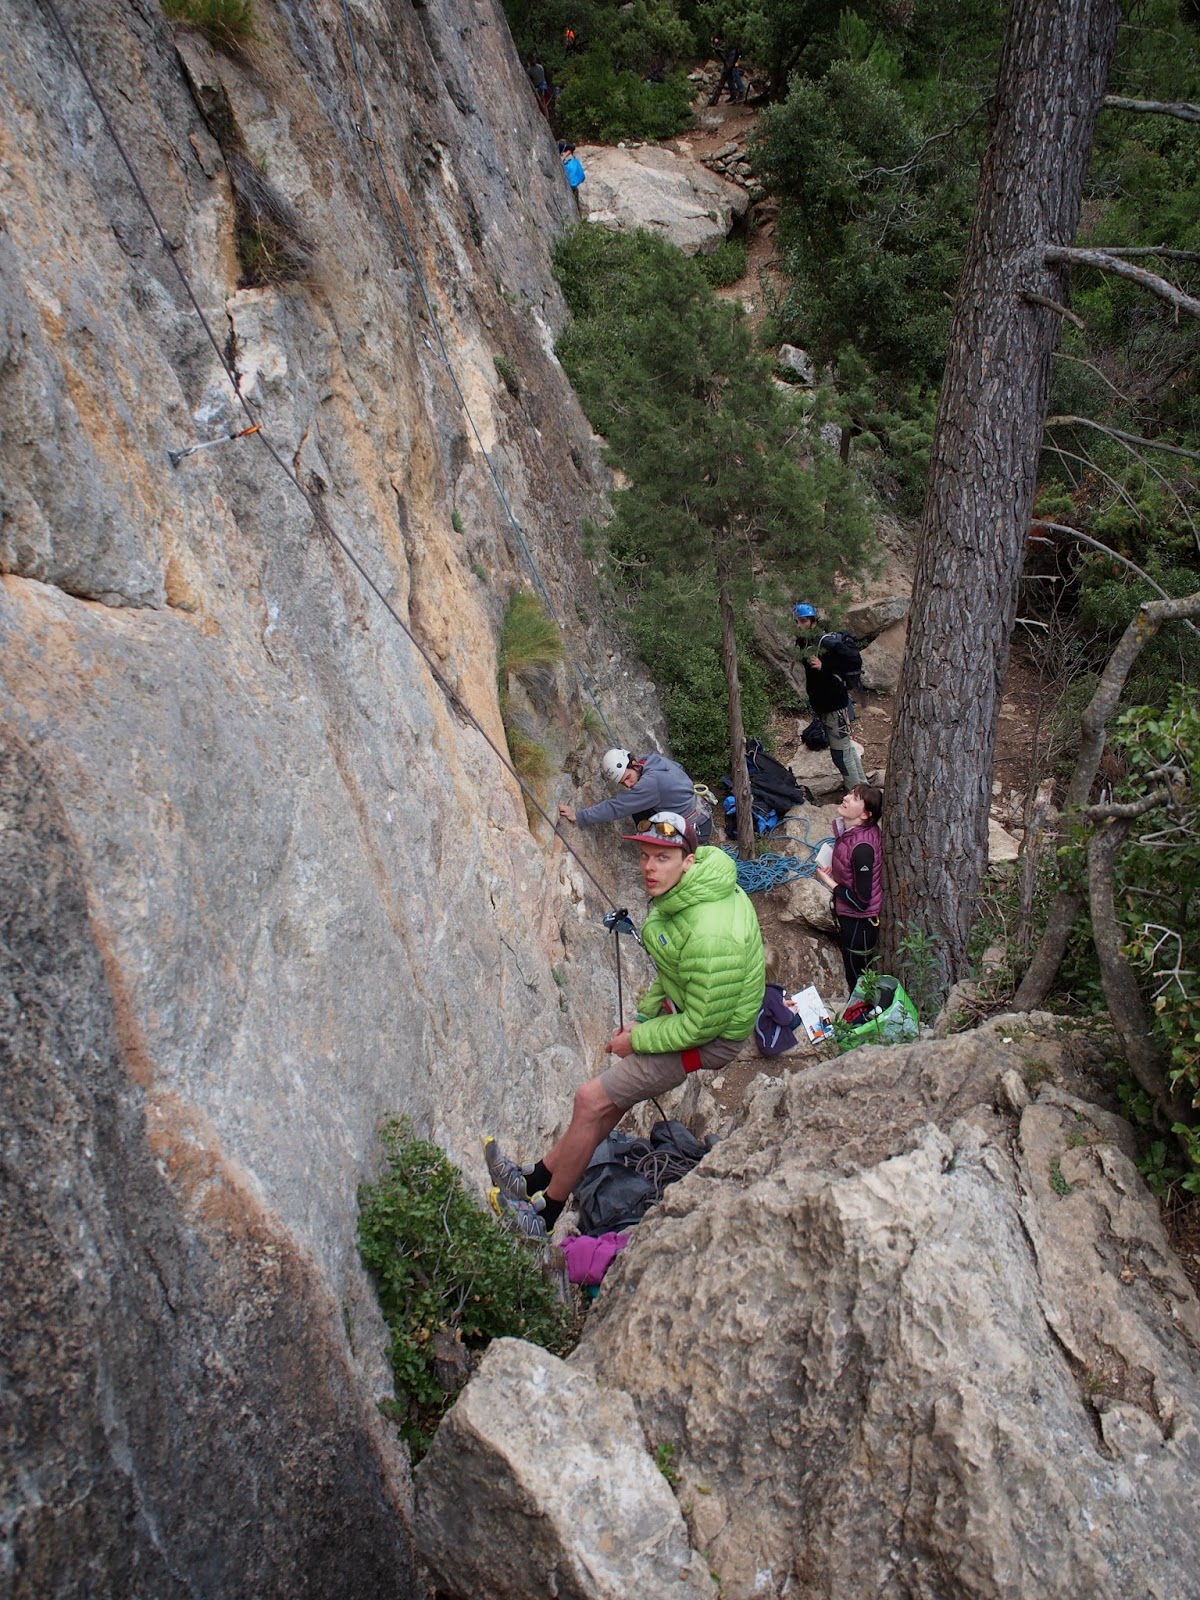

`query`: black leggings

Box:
[837,914,878,991]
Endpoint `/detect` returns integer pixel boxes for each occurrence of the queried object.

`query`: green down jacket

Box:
[631,846,765,1054]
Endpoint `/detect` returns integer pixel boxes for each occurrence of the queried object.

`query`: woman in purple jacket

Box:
[816,783,884,990]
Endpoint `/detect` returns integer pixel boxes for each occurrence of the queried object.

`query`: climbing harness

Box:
[168,423,261,468]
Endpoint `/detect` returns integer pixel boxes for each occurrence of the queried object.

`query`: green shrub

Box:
[161,0,254,47]
[695,239,747,289]
[557,46,694,144]
[358,1119,573,1456]
[494,354,521,398]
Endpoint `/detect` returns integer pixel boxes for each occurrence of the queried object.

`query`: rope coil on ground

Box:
[722,815,834,894]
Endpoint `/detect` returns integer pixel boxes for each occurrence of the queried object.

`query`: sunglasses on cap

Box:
[645,818,688,840]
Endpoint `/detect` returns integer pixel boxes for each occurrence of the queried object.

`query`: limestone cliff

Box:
[0,0,654,1589]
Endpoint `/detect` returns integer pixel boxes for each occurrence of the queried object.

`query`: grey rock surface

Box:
[860,617,908,692]
[1,727,418,1596]
[776,343,814,382]
[578,143,749,255]
[844,593,909,640]
[0,0,651,1588]
[414,1338,715,1600]
[570,1018,1200,1600]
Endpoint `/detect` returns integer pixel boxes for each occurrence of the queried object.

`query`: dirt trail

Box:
[667,97,784,325]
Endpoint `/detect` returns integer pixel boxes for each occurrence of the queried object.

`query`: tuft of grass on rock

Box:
[162,0,255,48]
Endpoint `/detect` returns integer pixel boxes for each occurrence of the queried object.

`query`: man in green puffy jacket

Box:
[484,811,765,1239]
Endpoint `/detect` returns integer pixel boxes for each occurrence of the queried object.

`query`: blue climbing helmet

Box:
[793,602,818,620]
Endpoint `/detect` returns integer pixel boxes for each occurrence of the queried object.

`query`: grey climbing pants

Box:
[821,707,866,788]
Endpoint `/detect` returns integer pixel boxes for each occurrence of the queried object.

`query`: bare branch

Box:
[1102,94,1200,124]
[1066,590,1200,811]
[1087,818,1187,1121]
[1014,589,1200,1012]
[1036,524,1200,636]
[1082,784,1177,820]
[1045,415,1200,464]
[1044,247,1200,319]
[1044,417,1200,558]
[1077,246,1200,262]
[1051,351,1133,404]
[1020,290,1085,328]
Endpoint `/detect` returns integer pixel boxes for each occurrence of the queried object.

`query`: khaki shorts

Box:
[598,1034,749,1112]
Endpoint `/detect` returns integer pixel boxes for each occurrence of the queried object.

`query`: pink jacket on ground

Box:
[560,1231,630,1286]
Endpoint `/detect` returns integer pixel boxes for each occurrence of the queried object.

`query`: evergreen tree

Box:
[555,227,872,853]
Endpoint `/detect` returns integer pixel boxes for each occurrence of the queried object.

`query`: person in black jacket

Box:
[794,603,866,789]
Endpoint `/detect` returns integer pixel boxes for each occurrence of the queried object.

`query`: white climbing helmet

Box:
[601,748,633,784]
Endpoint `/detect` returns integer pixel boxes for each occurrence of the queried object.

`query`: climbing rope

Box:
[334,0,617,747]
[40,0,642,978]
[721,814,834,894]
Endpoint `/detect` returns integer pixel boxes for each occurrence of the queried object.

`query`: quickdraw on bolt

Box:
[168,423,262,468]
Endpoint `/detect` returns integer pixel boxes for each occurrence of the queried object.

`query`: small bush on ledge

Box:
[358,1119,573,1457]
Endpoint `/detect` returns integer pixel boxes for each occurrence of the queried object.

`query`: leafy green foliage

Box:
[494,354,521,398]
[755,56,979,397]
[553,225,871,780]
[161,0,254,47]
[630,588,771,781]
[695,239,748,288]
[357,1120,572,1455]
[655,1441,682,1485]
[1110,689,1200,1146]
[497,592,564,794]
[557,46,695,143]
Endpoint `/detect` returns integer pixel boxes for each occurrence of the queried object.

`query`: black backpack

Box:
[800,716,829,751]
[573,1121,709,1236]
[823,631,863,691]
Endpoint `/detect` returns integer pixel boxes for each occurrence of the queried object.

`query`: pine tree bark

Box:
[719,578,756,859]
[880,0,1121,992]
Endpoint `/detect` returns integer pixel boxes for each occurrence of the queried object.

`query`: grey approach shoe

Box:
[483,1135,530,1204]
[489,1187,548,1243]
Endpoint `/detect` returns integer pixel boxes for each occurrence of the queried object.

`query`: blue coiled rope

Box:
[721,816,834,894]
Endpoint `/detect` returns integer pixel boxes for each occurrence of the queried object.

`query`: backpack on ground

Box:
[573,1120,708,1236]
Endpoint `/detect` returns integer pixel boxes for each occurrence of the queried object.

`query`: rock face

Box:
[578,143,749,254]
[1,729,417,1595]
[414,1339,716,1600]
[0,0,664,1588]
[570,1018,1200,1600]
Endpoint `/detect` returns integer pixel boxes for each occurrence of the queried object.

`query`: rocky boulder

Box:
[414,1338,715,1600]
[844,594,910,640]
[578,144,749,255]
[861,617,908,693]
[569,1016,1200,1599]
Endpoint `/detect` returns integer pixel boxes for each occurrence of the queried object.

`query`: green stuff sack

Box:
[836,974,919,1052]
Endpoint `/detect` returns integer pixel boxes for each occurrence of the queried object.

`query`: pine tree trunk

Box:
[880,0,1121,993]
[719,579,755,860]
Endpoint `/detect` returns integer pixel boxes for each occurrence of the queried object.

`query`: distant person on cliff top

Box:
[484,811,764,1239]
[559,747,712,844]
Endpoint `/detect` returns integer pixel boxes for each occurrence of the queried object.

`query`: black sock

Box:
[540,1195,565,1230]
[526,1160,552,1195]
